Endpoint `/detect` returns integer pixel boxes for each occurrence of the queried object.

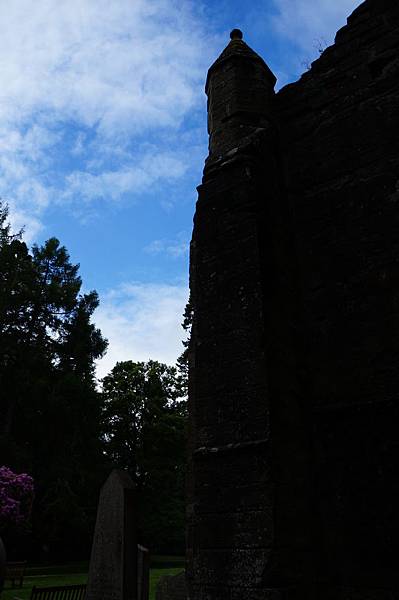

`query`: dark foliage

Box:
[0,202,189,560]
[0,202,108,560]
[101,360,187,554]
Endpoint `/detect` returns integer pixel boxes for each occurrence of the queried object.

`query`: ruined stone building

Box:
[187,0,399,598]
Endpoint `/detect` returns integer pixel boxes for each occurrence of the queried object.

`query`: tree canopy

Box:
[0,201,188,559]
[101,360,187,553]
[0,202,108,560]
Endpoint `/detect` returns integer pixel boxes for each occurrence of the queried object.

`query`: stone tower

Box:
[188,0,399,597]
[187,30,312,599]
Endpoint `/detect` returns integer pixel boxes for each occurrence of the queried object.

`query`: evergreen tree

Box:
[0,202,108,559]
[176,294,193,397]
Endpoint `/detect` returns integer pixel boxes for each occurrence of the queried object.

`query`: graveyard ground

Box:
[1,564,184,600]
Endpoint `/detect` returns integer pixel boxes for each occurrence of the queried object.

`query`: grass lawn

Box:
[1,567,184,600]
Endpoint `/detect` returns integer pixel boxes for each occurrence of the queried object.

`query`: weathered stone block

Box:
[87,470,137,600]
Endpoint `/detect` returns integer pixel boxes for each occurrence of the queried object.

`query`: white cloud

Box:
[144,231,189,258]
[0,0,209,133]
[0,0,215,233]
[95,282,188,379]
[64,151,187,203]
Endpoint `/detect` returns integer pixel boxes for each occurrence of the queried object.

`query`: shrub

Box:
[0,466,34,531]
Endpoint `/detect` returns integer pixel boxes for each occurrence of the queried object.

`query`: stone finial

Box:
[230,28,243,41]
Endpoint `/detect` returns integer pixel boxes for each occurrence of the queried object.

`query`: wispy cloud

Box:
[95,282,188,379]
[144,231,189,258]
[64,152,187,203]
[0,0,209,132]
[0,0,215,233]
[271,0,360,78]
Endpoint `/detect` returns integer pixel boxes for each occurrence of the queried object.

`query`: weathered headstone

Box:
[137,545,149,600]
[155,571,186,600]
[87,470,137,600]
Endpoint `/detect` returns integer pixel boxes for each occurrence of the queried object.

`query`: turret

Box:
[205,29,277,158]
[188,30,289,600]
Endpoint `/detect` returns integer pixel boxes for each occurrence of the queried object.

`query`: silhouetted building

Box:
[188,0,399,598]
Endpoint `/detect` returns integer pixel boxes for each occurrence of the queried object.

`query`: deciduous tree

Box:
[101,360,187,553]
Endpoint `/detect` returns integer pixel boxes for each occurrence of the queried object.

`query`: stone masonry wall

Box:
[188,0,399,598]
[275,0,399,594]
[187,140,275,600]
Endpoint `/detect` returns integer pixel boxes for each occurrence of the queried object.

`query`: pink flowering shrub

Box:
[0,466,34,531]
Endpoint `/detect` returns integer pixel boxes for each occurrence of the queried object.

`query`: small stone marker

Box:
[87,470,137,600]
[137,545,150,600]
[155,571,186,600]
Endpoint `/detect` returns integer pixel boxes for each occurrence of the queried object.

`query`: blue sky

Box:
[0,0,360,379]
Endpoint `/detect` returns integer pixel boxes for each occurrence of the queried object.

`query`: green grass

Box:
[148,567,184,598]
[1,567,184,600]
[1,574,87,600]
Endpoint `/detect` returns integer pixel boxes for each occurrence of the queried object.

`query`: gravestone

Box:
[137,544,149,600]
[155,571,186,600]
[87,470,137,600]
